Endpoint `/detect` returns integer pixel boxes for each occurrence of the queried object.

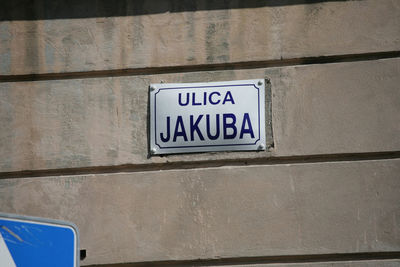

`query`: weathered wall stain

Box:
[0,1,399,266]
[0,0,357,21]
[1,1,398,75]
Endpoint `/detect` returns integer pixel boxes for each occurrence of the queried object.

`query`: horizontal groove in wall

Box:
[1,51,400,83]
[1,151,399,179]
[86,251,400,267]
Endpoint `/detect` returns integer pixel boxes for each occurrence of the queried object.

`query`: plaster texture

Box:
[0,159,399,265]
[0,0,399,75]
[1,59,399,172]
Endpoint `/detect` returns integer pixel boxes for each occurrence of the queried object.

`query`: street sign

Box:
[0,213,79,267]
[149,79,266,155]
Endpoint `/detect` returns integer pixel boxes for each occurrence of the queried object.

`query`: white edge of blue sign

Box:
[0,212,80,267]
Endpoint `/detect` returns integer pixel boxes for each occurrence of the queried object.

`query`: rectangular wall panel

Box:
[90,260,400,267]
[0,0,399,75]
[1,2,399,267]
[0,159,399,265]
[173,261,400,267]
[1,59,399,172]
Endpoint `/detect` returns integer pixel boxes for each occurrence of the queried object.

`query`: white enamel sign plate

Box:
[149,79,266,155]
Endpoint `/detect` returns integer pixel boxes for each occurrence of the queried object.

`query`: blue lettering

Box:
[239,113,255,139]
[206,114,220,140]
[222,91,235,105]
[160,116,171,142]
[192,92,201,106]
[223,113,237,139]
[190,115,205,141]
[178,93,189,106]
[209,92,221,105]
[173,116,188,142]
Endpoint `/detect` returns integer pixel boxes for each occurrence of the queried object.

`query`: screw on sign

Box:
[0,213,79,267]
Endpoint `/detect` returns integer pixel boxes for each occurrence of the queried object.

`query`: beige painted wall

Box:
[0,1,399,266]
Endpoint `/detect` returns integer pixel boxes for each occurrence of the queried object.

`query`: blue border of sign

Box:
[154,83,261,149]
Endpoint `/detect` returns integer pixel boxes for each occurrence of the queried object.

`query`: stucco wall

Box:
[0,1,399,266]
